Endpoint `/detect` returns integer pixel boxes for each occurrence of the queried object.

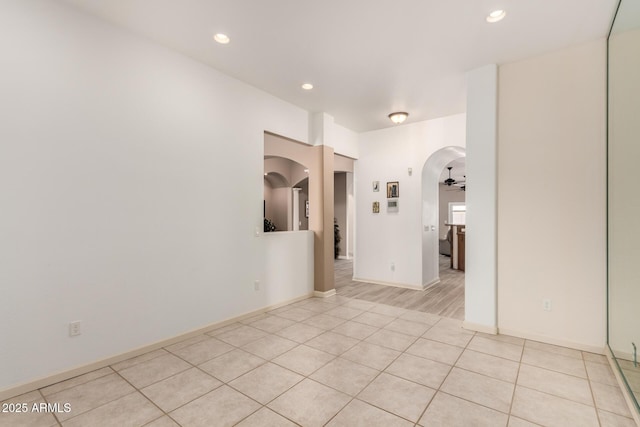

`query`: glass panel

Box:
[608,0,640,413]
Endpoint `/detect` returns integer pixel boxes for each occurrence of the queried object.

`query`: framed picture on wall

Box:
[387,199,399,212]
[373,181,380,192]
[372,201,380,213]
[305,200,309,218]
[387,181,399,198]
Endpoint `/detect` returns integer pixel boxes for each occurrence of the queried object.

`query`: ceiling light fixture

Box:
[301,83,314,90]
[486,10,506,23]
[388,112,409,124]
[213,33,230,44]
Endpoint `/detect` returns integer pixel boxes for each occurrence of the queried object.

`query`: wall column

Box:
[292,188,301,231]
[307,145,335,294]
[464,64,498,333]
[309,113,336,295]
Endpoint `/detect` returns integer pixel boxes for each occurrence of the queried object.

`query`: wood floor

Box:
[334,256,465,320]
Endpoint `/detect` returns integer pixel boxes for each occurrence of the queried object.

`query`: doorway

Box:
[421,146,466,318]
[436,158,466,318]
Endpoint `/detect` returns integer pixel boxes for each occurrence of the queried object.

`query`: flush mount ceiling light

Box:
[388,112,409,124]
[301,83,314,90]
[213,33,230,44]
[486,10,506,23]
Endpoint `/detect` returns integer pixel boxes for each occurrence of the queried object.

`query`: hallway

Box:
[334,258,464,320]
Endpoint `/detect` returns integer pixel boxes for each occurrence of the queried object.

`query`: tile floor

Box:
[1,295,637,427]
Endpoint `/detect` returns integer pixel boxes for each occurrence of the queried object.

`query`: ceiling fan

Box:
[444,167,456,186]
[454,175,466,191]
[444,167,466,191]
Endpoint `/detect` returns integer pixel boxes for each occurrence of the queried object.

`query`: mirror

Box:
[608,0,640,413]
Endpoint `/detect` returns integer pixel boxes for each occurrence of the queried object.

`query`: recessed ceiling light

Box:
[214,33,230,44]
[301,83,314,90]
[486,10,506,23]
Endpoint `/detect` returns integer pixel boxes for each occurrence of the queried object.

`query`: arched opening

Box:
[264,132,336,294]
[421,146,466,293]
[264,156,308,232]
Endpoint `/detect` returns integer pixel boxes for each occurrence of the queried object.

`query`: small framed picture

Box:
[372,201,380,213]
[305,200,309,218]
[387,181,399,198]
[373,181,380,192]
[387,199,399,213]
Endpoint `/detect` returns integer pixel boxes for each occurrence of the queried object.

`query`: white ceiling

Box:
[62,0,617,132]
[439,157,466,183]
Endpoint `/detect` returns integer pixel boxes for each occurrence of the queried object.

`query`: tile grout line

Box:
[12,294,627,426]
[583,351,604,426]
[143,298,353,424]
[264,297,424,425]
[112,368,182,427]
[122,334,258,425]
[41,372,142,425]
[37,388,62,427]
[414,327,478,425]
[187,297,376,425]
[505,337,525,426]
[339,323,426,425]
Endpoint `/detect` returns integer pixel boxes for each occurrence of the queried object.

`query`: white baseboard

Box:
[609,349,635,362]
[497,327,605,354]
[423,277,440,290]
[463,321,498,335]
[0,292,314,402]
[352,277,426,291]
[313,289,337,298]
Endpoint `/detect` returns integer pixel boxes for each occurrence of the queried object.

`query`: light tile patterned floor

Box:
[1,295,637,427]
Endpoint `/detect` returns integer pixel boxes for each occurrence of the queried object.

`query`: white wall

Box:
[263,231,314,304]
[332,124,359,159]
[309,112,359,160]
[497,40,607,350]
[0,0,312,392]
[464,64,498,331]
[355,114,466,288]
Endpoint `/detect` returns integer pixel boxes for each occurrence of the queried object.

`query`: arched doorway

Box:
[264,156,308,232]
[421,146,466,287]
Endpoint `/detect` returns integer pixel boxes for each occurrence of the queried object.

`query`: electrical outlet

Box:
[254,280,260,291]
[69,321,82,337]
[543,299,552,312]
